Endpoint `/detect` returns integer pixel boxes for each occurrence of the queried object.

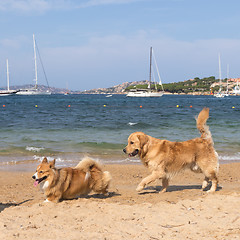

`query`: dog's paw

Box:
[136,185,144,192]
[206,189,216,193]
[103,192,110,197]
[160,188,167,193]
[201,181,209,190]
[44,198,56,203]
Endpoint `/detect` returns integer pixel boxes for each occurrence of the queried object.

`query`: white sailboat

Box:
[0,59,18,96]
[64,81,70,95]
[17,34,51,95]
[233,80,240,95]
[214,54,224,98]
[224,64,230,97]
[127,47,164,97]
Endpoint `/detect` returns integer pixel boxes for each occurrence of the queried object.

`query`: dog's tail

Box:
[74,157,101,172]
[102,170,112,189]
[196,107,213,144]
[75,157,111,194]
[75,157,112,194]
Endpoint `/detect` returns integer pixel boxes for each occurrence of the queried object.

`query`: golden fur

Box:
[123,108,219,193]
[32,157,111,202]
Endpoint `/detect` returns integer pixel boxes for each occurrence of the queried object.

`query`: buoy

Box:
[103,105,106,107]
[35,105,38,108]
[3,105,5,107]
[232,106,235,109]
[190,105,192,108]
[176,105,179,108]
[140,105,142,108]
[68,105,71,107]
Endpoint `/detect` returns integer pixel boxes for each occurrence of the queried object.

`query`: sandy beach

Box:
[1,162,240,240]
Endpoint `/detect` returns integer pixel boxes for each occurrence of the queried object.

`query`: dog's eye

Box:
[130,141,134,144]
[39,171,43,173]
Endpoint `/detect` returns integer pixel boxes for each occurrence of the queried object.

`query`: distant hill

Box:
[4,76,239,95]
[79,77,228,94]
[112,77,239,95]
[78,80,149,94]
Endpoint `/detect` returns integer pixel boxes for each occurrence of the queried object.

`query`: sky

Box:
[0,0,240,91]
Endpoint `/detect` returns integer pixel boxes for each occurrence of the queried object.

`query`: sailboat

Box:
[64,82,70,95]
[234,80,240,95]
[0,59,18,96]
[224,64,230,96]
[17,34,51,95]
[127,47,164,97]
[214,54,224,98]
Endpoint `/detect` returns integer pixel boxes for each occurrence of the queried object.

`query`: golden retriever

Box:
[123,108,219,193]
[32,157,111,202]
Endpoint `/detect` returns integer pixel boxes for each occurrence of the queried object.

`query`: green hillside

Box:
[125,76,225,94]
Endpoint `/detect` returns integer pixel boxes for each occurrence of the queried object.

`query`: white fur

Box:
[44,199,50,203]
[214,151,220,173]
[33,172,38,179]
[192,165,199,171]
[84,172,90,182]
[42,180,49,190]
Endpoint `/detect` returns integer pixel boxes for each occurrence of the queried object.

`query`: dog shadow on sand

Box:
[62,192,120,202]
[139,184,222,194]
[82,191,120,199]
[0,199,32,213]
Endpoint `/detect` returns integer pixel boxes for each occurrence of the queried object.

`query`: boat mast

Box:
[33,34,38,89]
[152,49,164,92]
[218,53,222,92]
[226,64,229,93]
[6,59,9,91]
[148,47,152,89]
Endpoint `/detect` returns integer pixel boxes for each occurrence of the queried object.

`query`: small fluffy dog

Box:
[123,108,219,193]
[32,157,111,202]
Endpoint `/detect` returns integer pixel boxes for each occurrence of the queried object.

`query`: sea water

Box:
[0,94,239,171]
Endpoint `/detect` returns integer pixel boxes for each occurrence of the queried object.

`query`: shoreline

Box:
[0,157,239,172]
[1,162,240,239]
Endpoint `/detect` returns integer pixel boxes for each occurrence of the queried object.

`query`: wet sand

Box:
[1,162,240,239]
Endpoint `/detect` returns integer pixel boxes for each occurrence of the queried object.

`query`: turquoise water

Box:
[0,94,239,170]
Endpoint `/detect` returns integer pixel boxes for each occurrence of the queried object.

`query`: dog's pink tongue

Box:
[34,181,39,187]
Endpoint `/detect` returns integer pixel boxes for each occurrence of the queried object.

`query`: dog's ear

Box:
[42,157,48,164]
[137,134,149,148]
[49,159,56,168]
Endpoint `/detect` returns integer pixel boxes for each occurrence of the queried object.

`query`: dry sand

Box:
[0,162,240,239]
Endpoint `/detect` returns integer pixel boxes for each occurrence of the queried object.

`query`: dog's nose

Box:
[32,175,36,179]
[123,148,126,153]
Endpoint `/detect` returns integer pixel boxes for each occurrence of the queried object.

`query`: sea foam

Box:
[128,122,138,126]
[26,146,45,152]
[219,152,240,161]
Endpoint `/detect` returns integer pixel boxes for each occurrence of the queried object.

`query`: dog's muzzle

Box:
[123,148,139,157]
[32,175,47,185]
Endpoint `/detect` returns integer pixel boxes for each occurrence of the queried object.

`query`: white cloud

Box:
[78,0,143,8]
[0,0,143,12]
[0,35,29,49]
[0,39,20,48]
[0,0,75,13]
[0,0,49,12]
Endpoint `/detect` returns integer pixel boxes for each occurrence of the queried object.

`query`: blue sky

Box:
[0,0,240,91]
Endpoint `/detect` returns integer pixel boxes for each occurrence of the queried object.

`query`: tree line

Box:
[125,76,226,94]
